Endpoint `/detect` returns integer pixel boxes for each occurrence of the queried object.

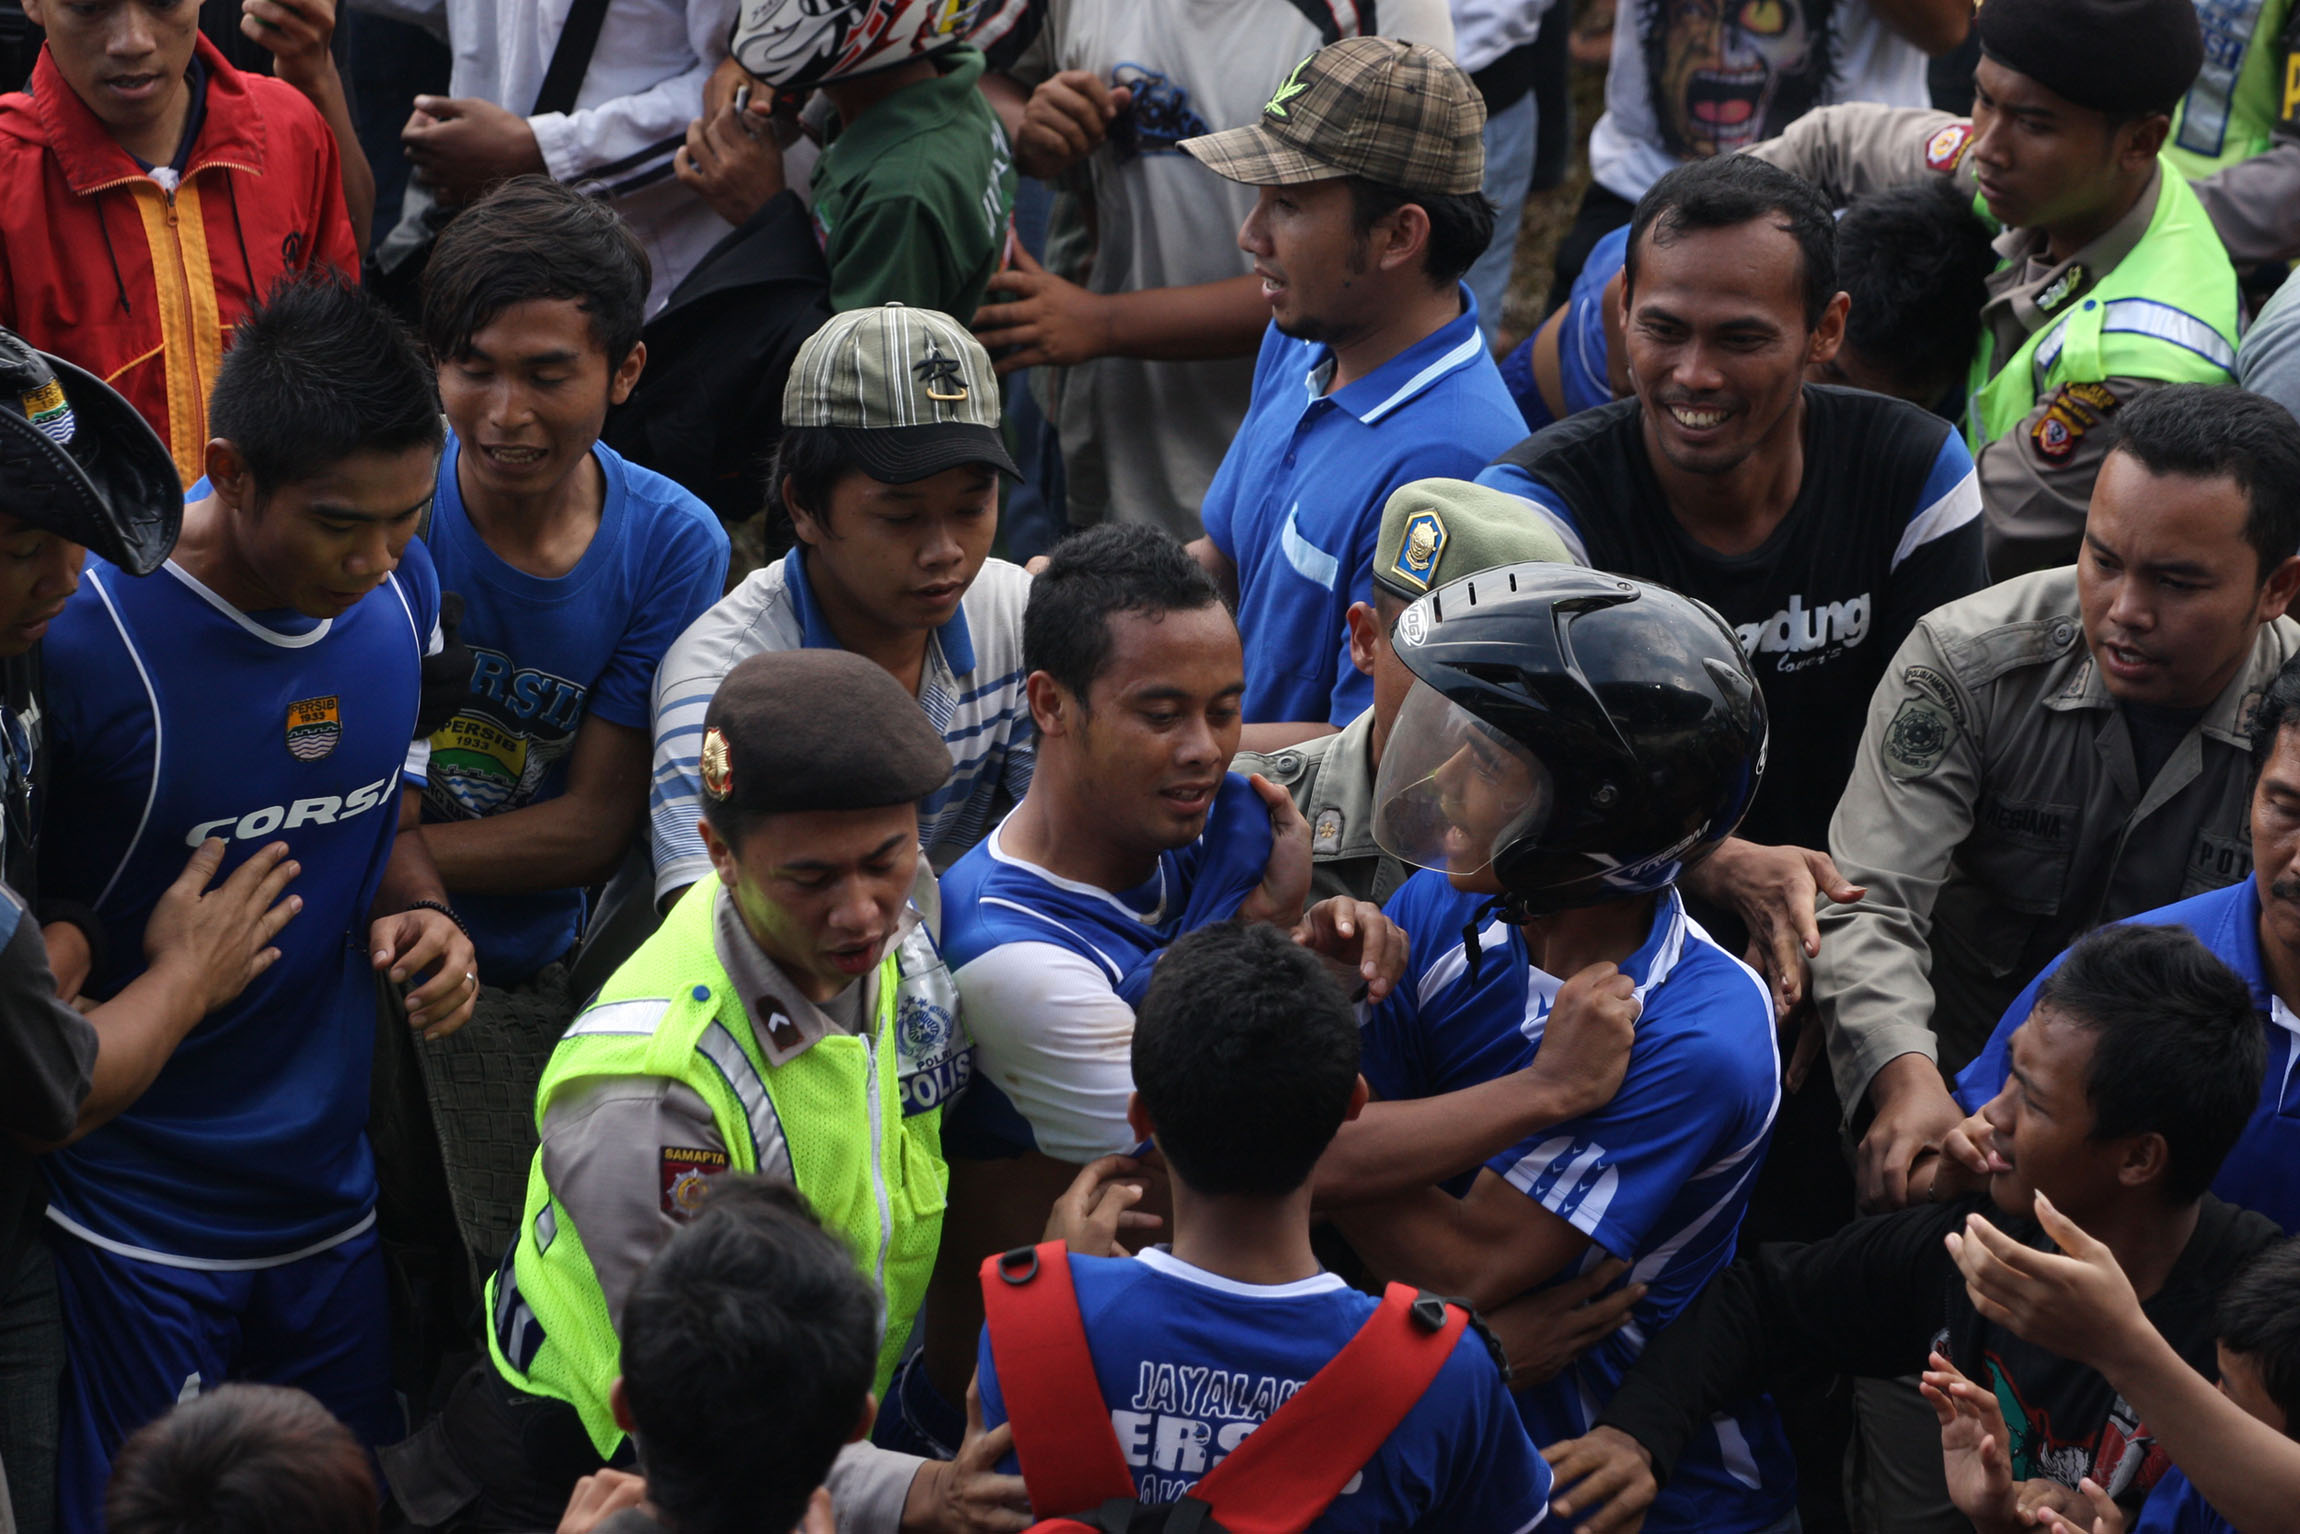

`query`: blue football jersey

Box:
[939,774,1272,1161]
[40,542,440,1263]
[1367,874,1799,1534]
[977,1248,1550,1532]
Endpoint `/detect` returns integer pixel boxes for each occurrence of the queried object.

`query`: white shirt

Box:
[348,0,741,311]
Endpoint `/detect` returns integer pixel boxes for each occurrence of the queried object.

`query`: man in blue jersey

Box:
[1940,654,2300,1235]
[902,525,1641,1461]
[35,275,476,1523]
[0,332,302,1534]
[1178,38,1525,752]
[409,178,730,1274]
[978,920,1551,1530]
[1331,562,1800,1534]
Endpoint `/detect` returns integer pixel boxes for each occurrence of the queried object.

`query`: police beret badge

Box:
[1391,509,1449,593]
[700,726,734,801]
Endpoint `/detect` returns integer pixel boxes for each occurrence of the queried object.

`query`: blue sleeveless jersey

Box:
[39,543,440,1263]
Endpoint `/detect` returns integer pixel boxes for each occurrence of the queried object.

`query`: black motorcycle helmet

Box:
[1371,562,1766,915]
[0,330,181,575]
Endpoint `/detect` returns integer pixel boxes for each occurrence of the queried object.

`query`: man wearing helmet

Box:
[1327,562,1800,1534]
[0,332,301,1534]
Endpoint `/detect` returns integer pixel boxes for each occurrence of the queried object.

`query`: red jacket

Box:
[0,34,359,485]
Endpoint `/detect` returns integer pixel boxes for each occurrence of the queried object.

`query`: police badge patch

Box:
[1924,121,1973,172]
[1390,509,1449,592]
[1883,696,1957,778]
[286,696,341,761]
[2029,381,2119,464]
[660,1145,729,1217]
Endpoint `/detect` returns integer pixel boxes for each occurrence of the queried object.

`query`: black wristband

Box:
[403,898,472,943]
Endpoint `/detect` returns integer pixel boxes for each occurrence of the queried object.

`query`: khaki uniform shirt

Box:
[1813,567,2300,1117]
[1751,106,2184,579]
[1233,709,1409,908]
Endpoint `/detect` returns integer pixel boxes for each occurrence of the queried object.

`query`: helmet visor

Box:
[1372,681,1554,879]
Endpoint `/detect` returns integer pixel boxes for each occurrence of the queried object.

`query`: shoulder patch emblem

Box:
[660,1145,729,1217]
[286,696,341,761]
[1390,509,1449,593]
[2030,381,2119,463]
[1884,696,1958,779]
[1313,806,1344,852]
[1924,121,1973,172]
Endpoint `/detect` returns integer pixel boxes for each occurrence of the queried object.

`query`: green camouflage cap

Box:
[1179,37,1485,197]
[782,303,1019,484]
[1372,478,1574,601]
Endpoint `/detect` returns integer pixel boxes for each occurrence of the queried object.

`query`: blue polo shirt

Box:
[1955,878,2300,1234]
[1362,874,1798,1534]
[1200,287,1524,726]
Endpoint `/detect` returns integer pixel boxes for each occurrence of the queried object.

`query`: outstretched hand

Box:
[1946,1192,2145,1369]
[1292,897,1408,1003]
[143,838,303,1016]
[1541,1426,1657,1534]
[1920,1349,2019,1530]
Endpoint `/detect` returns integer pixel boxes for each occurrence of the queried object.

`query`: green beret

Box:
[1371,478,1575,601]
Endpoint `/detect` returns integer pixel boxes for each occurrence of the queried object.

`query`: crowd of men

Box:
[7,0,2300,1531]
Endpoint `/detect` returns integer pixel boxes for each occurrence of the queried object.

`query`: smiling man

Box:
[1745,0,2240,580]
[404,180,728,1279]
[1813,384,2300,1221]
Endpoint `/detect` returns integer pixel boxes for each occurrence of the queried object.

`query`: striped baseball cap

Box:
[1180,37,1485,198]
[783,303,1019,484]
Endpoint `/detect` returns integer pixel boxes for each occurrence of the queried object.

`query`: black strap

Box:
[532,0,615,118]
[1273,0,1376,47]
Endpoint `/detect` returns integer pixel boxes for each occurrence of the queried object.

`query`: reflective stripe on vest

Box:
[1965,167,2240,453]
[484,882,947,1460]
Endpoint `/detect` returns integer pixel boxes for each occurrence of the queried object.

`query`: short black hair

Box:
[104,1385,376,1534]
[619,1177,878,1534]
[2108,385,2300,582]
[763,425,864,554]
[1347,178,1497,286]
[2249,652,2300,776]
[2218,1236,2300,1427]
[1624,153,1840,331]
[420,176,651,366]
[1023,523,1226,701]
[2033,923,2265,1204]
[208,273,443,497]
[1835,181,1998,402]
[1132,921,1361,1198]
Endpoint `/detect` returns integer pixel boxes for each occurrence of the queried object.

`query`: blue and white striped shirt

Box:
[649,548,1033,904]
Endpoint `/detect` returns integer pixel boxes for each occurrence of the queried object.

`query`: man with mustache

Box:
[1745,0,2243,581]
[1944,650,2300,1236]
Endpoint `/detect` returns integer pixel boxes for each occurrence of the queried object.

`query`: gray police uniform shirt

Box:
[1233,709,1407,908]
[1749,107,2230,581]
[1813,567,2300,1115]
[2240,272,2300,417]
[536,870,959,1534]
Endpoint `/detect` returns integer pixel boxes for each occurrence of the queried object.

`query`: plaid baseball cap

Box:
[1180,37,1485,197]
[783,303,1019,484]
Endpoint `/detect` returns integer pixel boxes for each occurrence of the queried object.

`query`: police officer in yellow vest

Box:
[385,649,1019,1533]
[1234,478,1573,906]
[1747,0,2241,581]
